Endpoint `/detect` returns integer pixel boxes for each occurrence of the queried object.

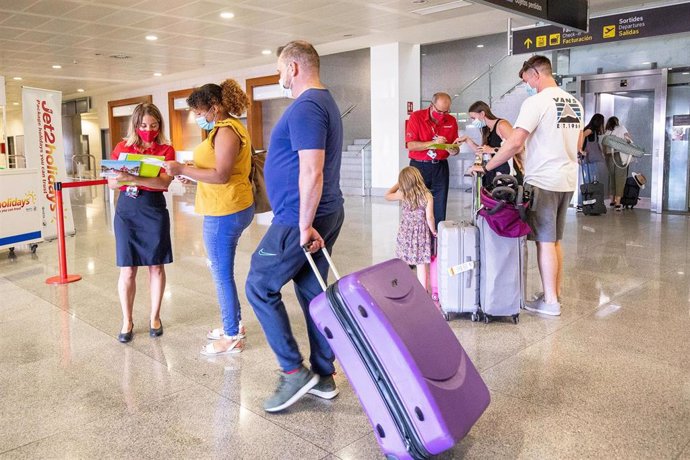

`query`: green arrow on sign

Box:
[524,38,533,48]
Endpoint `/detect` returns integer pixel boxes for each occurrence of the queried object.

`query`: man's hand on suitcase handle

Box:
[300,226,325,253]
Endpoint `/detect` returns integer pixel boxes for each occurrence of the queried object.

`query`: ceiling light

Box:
[12,102,19,106]
[412,0,471,15]
[642,61,651,65]
[145,35,158,41]
[683,72,690,75]
[476,44,484,48]
[52,64,62,69]
[13,76,22,81]
[220,11,234,19]
[77,88,85,93]
[261,49,271,55]
[153,72,162,77]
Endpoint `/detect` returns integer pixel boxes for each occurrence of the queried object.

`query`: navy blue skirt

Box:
[114,190,173,267]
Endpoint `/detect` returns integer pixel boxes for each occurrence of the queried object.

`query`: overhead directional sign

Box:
[473,0,588,32]
[513,2,690,55]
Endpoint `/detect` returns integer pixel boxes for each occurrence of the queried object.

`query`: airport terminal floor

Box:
[1,186,689,459]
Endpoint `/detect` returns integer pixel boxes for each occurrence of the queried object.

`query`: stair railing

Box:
[340,104,356,119]
[357,140,372,196]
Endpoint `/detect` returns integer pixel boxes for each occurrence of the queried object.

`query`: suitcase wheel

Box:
[512,315,520,325]
[471,312,480,322]
[443,312,450,322]
[483,315,490,324]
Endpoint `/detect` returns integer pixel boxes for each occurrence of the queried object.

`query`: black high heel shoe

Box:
[118,323,134,343]
[149,320,163,337]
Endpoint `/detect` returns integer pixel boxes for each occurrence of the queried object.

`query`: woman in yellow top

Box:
[164,79,254,355]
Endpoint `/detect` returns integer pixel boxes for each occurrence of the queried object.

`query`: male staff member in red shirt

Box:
[405,92,460,226]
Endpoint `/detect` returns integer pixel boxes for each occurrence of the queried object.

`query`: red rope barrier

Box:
[46,180,107,285]
[61,179,108,189]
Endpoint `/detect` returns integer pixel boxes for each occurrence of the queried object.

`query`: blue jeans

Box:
[246,207,344,375]
[203,205,254,337]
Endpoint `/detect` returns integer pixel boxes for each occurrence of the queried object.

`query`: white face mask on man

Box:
[279,76,293,99]
[278,65,294,99]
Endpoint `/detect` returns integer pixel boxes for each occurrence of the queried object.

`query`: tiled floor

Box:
[1,186,689,459]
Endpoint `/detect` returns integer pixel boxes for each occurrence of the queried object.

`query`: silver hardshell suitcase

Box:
[437,221,480,321]
[477,215,526,324]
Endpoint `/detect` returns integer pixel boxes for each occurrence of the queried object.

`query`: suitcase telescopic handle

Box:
[302,245,341,292]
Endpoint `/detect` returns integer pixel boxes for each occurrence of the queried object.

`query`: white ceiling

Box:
[0,0,679,105]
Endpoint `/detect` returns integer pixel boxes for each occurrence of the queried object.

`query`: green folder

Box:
[121,154,165,177]
[428,143,460,150]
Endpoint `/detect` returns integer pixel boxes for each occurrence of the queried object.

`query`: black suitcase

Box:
[580,161,607,216]
[621,177,640,209]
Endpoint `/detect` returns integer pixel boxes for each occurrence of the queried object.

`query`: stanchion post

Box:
[46,181,82,285]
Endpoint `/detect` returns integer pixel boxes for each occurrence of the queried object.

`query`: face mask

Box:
[195,108,215,130]
[279,76,293,99]
[137,129,158,143]
[526,82,538,96]
[471,118,486,129]
[431,110,444,122]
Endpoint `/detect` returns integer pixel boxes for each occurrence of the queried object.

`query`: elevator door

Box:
[595,90,655,208]
[578,69,667,213]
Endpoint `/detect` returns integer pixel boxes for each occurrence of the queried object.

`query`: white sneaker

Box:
[524,298,561,316]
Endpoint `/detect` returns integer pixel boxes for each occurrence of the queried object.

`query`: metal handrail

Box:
[453,54,511,100]
[357,140,372,196]
[340,104,356,119]
[71,153,96,179]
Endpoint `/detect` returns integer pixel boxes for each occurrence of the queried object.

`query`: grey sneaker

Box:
[308,374,340,400]
[263,366,319,413]
[524,298,561,316]
[531,292,562,303]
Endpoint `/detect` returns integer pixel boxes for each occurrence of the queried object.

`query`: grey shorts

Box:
[526,185,573,242]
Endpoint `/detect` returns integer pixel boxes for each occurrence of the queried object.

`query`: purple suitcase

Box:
[307,250,490,459]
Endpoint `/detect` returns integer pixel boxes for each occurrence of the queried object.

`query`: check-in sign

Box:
[513,2,690,54]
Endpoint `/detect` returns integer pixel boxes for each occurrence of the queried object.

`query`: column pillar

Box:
[370,42,421,194]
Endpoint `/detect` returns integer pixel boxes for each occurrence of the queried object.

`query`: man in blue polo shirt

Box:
[246,40,345,413]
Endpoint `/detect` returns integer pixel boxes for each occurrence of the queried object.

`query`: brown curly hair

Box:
[186,79,249,116]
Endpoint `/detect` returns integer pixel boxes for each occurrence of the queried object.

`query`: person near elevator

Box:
[604,116,634,210]
[577,113,609,208]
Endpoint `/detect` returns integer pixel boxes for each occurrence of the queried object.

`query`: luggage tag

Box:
[448,260,477,276]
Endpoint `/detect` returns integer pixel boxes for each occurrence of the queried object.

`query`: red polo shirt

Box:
[111,141,175,192]
[405,107,458,161]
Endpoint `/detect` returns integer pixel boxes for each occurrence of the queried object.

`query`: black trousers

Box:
[409,159,449,228]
